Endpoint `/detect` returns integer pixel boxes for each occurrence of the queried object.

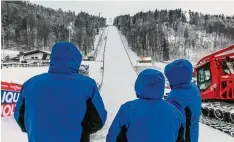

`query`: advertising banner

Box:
[1,81,22,117]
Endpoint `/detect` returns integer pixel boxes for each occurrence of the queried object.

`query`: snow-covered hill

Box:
[94,26,234,141]
[1,49,20,59]
[114,11,234,64]
[1,26,233,142]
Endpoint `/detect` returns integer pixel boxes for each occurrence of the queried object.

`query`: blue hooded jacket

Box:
[14,42,107,142]
[165,59,202,142]
[107,69,184,142]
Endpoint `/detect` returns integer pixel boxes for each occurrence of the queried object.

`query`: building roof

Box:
[19,50,51,56]
[139,56,152,61]
[10,56,19,60]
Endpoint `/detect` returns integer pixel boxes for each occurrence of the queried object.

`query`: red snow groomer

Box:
[194,45,234,124]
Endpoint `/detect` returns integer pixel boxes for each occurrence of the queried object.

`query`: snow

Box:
[118,30,140,67]
[87,27,106,58]
[1,117,28,142]
[93,26,234,141]
[1,63,103,86]
[94,30,103,49]
[93,26,234,142]
[96,27,109,61]
[1,26,234,142]
[1,28,109,85]
[1,49,20,58]
[118,29,168,74]
[1,67,48,85]
[1,27,108,142]
[91,26,137,141]
[199,124,234,142]
[0,28,104,60]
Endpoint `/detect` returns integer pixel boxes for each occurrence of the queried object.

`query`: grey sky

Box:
[32,0,234,21]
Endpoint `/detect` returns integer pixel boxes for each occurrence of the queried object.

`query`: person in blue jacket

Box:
[165,59,202,142]
[107,69,185,142]
[14,42,107,142]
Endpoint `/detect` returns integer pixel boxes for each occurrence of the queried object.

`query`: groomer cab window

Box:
[197,63,211,90]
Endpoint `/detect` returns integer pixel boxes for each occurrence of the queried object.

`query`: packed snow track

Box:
[90,26,137,141]
[1,26,234,142]
[92,26,234,141]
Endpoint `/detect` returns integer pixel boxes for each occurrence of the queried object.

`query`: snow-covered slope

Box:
[1,49,20,58]
[1,28,109,142]
[1,61,102,86]
[118,30,140,66]
[91,26,137,140]
[1,26,233,142]
[87,28,105,57]
[199,124,234,142]
[1,67,48,84]
[93,26,234,142]
[96,27,108,61]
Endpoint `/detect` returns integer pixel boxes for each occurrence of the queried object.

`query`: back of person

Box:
[14,42,107,142]
[125,99,184,142]
[165,59,202,142]
[107,69,184,142]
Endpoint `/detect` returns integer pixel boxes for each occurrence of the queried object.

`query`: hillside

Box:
[114,9,234,62]
[1,1,106,55]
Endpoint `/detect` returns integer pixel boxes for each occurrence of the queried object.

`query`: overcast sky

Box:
[32,0,234,22]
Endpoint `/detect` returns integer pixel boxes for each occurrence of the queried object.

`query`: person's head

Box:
[135,69,165,100]
[164,59,193,88]
[49,42,82,74]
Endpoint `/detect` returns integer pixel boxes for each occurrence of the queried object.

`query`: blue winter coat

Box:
[107,69,184,142]
[14,42,107,142]
[165,59,202,142]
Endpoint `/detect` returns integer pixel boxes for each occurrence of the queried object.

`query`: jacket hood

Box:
[49,42,82,74]
[135,69,165,100]
[164,59,193,86]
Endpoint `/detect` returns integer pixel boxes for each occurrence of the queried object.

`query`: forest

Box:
[1,1,106,55]
[114,9,234,61]
[2,1,234,62]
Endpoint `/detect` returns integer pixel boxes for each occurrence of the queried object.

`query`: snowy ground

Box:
[1,28,104,61]
[95,27,109,61]
[91,26,137,141]
[1,63,105,142]
[93,26,233,142]
[87,28,105,58]
[118,30,140,67]
[1,49,20,59]
[1,26,234,142]
[1,27,108,85]
[118,30,167,74]
[1,62,102,83]
[1,28,108,142]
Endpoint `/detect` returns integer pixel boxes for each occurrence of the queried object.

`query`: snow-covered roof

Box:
[139,56,152,61]
[87,50,95,56]
[19,50,51,56]
[1,49,20,58]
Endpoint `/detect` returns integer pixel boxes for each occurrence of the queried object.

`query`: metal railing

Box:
[1,62,49,68]
[117,29,138,75]
[97,27,109,90]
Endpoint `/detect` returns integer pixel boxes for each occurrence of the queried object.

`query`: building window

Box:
[35,57,38,59]
[31,57,34,59]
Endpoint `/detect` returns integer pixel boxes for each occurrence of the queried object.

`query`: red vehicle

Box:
[194,45,234,123]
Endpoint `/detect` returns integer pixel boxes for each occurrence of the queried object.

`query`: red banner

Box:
[1,81,22,117]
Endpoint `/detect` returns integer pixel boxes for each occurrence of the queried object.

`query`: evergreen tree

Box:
[162,37,169,61]
[1,1,106,52]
